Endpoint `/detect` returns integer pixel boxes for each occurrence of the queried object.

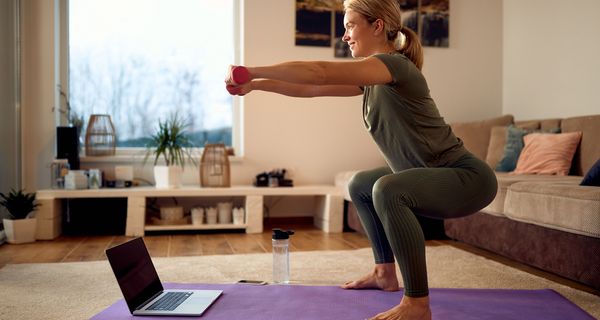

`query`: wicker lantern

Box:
[200,143,230,187]
[85,114,116,156]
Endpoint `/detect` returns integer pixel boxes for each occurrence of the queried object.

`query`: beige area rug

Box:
[0,246,598,319]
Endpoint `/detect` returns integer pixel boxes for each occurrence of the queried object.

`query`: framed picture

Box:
[420,0,449,47]
[295,0,333,47]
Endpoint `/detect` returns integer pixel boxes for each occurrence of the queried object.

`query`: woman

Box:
[225,1,497,319]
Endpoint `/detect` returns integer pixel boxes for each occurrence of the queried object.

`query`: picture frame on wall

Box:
[420,0,449,47]
[295,0,333,47]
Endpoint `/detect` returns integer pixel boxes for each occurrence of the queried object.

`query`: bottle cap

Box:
[272,228,295,240]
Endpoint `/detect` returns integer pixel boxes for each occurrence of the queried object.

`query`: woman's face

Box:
[342,9,377,58]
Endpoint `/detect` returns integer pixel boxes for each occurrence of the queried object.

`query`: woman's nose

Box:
[342,32,350,42]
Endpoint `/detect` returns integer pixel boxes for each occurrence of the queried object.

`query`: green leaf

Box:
[0,188,40,219]
[143,111,197,169]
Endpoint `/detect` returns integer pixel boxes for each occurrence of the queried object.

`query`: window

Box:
[68,0,238,151]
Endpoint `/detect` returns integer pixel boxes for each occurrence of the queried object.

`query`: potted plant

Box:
[0,189,40,244]
[145,113,196,188]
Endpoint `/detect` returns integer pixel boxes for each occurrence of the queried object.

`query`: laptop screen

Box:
[106,237,164,313]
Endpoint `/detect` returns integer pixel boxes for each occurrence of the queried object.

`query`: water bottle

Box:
[272,228,294,284]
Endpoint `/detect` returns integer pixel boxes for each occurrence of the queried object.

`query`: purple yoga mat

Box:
[92,283,594,320]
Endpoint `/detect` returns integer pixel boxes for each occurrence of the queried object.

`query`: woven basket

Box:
[200,143,230,187]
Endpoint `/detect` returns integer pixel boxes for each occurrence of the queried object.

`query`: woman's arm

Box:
[239,79,363,97]
[248,57,393,87]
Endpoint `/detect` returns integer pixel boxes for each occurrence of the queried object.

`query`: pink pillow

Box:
[513,132,582,175]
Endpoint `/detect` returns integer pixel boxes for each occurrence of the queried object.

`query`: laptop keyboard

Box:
[147,291,193,311]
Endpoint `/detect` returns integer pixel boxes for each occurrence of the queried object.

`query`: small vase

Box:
[205,207,218,224]
[233,207,245,225]
[217,202,233,224]
[191,207,205,225]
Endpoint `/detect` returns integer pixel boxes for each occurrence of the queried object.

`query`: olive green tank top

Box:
[363,53,467,172]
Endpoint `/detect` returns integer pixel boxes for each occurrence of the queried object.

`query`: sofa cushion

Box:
[513,132,582,175]
[504,180,600,238]
[485,121,560,170]
[561,115,600,175]
[485,126,507,169]
[450,115,514,161]
[495,126,561,173]
[495,125,529,172]
[483,173,580,216]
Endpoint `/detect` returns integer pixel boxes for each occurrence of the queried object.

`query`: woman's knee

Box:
[348,171,374,200]
[348,168,389,199]
[372,175,414,211]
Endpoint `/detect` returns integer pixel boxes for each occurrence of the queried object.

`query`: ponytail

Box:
[396,26,423,71]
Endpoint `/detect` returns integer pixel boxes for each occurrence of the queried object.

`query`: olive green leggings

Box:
[348,153,497,297]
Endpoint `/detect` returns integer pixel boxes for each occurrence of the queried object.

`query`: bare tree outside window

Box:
[69,0,235,149]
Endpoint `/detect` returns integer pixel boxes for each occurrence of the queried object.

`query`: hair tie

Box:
[394,30,406,50]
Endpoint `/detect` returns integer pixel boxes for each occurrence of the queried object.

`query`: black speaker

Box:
[56,126,80,170]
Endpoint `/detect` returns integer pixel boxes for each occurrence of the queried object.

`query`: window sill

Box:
[80,154,244,164]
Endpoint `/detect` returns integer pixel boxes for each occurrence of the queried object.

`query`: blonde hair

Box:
[343,0,424,70]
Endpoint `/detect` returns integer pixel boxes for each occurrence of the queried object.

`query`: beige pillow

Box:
[513,132,582,175]
[485,126,507,169]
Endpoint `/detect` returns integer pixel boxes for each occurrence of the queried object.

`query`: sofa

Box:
[446,114,600,290]
[336,114,600,290]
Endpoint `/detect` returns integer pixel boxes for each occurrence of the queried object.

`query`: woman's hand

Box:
[225,82,252,96]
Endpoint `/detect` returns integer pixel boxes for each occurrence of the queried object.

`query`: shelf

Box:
[35,185,344,236]
[145,223,247,231]
[36,185,342,199]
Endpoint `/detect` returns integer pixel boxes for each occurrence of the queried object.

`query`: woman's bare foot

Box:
[369,296,432,320]
[341,263,400,291]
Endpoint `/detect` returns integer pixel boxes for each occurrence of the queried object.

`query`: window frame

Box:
[58,0,243,163]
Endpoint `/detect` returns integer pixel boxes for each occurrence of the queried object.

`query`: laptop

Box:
[105,237,222,316]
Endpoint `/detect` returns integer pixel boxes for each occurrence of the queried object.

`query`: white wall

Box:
[503,0,600,119]
[20,0,504,200]
[423,0,503,122]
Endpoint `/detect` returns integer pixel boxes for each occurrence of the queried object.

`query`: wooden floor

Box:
[0,222,598,297]
[0,222,373,268]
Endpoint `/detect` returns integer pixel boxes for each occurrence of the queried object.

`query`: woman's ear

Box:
[373,19,385,35]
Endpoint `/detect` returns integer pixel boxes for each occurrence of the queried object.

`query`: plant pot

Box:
[3,218,37,244]
[153,165,182,188]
